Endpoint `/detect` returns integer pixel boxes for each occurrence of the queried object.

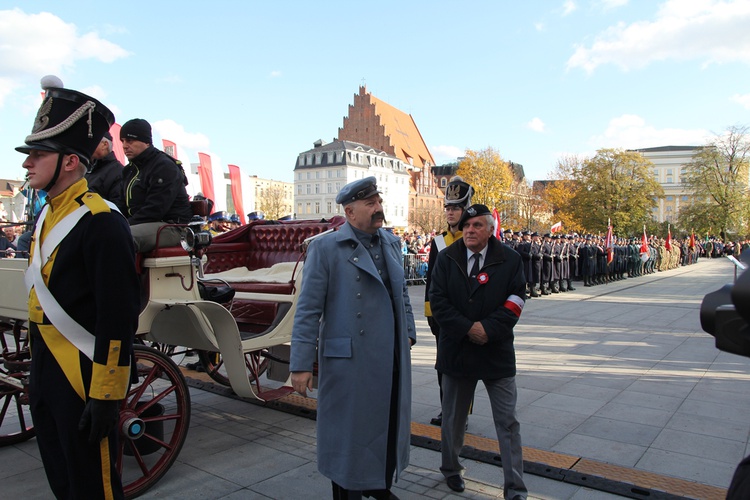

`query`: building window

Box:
[666,206,673,212]
[327,183,333,193]
[306,172,311,180]
[306,202,311,214]
[306,184,311,194]
[297,184,302,195]
[315,202,320,214]
[666,196,673,201]
[667,169,673,175]
[667,177,673,183]
[682,195,688,201]
[440,178,447,187]
[297,203,302,214]
[315,184,320,194]
[326,202,332,213]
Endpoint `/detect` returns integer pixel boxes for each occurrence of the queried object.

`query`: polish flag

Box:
[228,165,246,225]
[109,123,125,164]
[640,225,649,262]
[197,152,216,204]
[665,225,672,251]
[551,221,562,233]
[162,139,178,159]
[492,208,502,239]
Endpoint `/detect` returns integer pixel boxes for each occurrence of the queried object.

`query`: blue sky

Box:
[1,0,749,186]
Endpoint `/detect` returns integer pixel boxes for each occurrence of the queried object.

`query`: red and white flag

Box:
[197,152,216,204]
[162,139,178,159]
[665,224,672,251]
[605,218,613,264]
[110,123,125,164]
[640,225,649,262]
[492,208,502,239]
[551,221,562,233]
[228,164,246,225]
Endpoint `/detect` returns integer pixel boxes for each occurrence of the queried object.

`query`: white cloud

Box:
[731,92,750,110]
[270,70,282,78]
[0,8,130,105]
[567,0,750,73]
[597,0,629,9]
[588,114,711,150]
[152,119,211,150]
[430,145,465,164]
[526,117,546,132]
[562,1,578,16]
[534,22,545,31]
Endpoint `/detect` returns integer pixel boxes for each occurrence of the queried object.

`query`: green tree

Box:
[456,147,514,211]
[569,149,663,235]
[680,125,750,238]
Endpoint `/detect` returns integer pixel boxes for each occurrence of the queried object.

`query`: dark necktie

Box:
[470,253,481,289]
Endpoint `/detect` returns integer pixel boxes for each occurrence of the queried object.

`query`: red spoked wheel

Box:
[120,345,191,498]
[197,349,269,388]
[0,320,34,446]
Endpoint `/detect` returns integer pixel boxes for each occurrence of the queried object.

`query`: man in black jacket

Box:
[86,131,122,206]
[118,119,192,252]
[429,204,527,499]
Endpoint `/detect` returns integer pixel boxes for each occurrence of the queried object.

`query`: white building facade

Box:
[635,146,701,223]
[294,139,411,228]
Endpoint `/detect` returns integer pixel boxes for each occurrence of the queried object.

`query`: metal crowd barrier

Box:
[403,253,428,285]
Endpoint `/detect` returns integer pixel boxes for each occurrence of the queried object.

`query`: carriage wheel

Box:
[197,349,269,387]
[120,345,191,498]
[0,320,34,446]
[134,338,189,367]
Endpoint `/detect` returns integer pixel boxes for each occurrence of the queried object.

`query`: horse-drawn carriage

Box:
[0,209,345,497]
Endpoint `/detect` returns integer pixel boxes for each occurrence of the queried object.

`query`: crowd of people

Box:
[397,226,746,290]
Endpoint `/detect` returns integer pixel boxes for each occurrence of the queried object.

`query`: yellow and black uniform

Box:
[28,178,140,500]
[424,229,462,321]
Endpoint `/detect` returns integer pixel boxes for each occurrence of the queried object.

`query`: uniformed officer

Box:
[17,77,140,499]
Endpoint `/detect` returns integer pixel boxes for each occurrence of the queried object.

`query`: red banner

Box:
[162,139,178,159]
[197,152,215,204]
[228,165,246,225]
[110,123,125,165]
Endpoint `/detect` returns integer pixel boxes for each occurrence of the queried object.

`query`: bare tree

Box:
[258,185,291,220]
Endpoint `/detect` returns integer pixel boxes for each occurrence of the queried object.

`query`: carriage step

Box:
[257,386,295,402]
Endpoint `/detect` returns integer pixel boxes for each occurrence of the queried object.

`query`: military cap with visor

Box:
[336,176,381,205]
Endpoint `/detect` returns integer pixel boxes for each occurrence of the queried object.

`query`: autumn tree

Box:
[538,155,584,234]
[456,147,514,211]
[258,185,291,220]
[565,149,663,236]
[679,125,750,238]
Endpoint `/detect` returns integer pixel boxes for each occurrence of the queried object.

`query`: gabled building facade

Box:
[338,86,443,228]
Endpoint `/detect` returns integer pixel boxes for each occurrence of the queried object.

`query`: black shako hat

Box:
[458,203,492,230]
[444,175,474,209]
[120,118,153,144]
[16,78,115,164]
[336,176,381,205]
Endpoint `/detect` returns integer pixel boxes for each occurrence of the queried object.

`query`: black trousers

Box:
[29,328,124,500]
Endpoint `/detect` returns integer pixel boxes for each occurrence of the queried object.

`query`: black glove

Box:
[78,398,121,445]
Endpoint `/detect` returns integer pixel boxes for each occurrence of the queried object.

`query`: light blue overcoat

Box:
[290,222,416,491]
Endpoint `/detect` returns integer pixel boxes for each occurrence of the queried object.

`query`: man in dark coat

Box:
[291,176,416,499]
[118,118,192,252]
[429,204,528,499]
[85,131,123,206]
[424,176,474,426]
[16,80,140,499]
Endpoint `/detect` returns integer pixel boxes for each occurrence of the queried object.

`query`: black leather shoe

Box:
[446,475,465,492]
[363,489,399,499]
[430,413,442,426]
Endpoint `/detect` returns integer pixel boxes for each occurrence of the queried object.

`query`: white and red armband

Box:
[504,294,525,318]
